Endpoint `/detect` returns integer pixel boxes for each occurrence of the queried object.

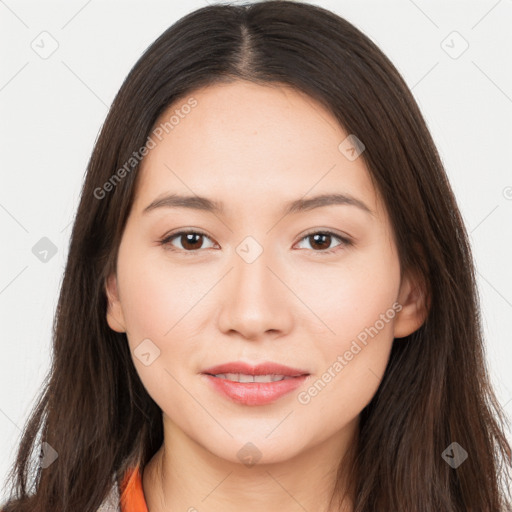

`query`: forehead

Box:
[132,81,380,219]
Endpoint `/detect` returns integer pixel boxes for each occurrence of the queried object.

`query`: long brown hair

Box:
[2,1,511,510]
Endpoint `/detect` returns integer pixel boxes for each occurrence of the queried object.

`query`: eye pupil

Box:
[182,233,203,250]
[163,230,346,255]
[310,233,331,250]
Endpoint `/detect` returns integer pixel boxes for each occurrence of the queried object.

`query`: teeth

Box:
[213,373,295,383]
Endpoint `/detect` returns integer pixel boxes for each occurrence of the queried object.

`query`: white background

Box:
[1,0,511,500]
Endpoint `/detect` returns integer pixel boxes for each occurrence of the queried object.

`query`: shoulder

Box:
[95,473,121,512]
[96,465,146,512]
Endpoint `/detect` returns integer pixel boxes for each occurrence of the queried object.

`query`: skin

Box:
[105,80,427,512]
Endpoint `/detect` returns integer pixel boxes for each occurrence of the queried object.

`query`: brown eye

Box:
[160,231,215,252]
[160,229,351,255]
[178,232,204,250]
[307,233,334,251]
[296,230,352,254]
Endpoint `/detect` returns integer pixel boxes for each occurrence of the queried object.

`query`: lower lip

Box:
[202,374,309,406]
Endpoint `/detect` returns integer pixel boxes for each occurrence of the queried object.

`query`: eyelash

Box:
[158,228,353,256]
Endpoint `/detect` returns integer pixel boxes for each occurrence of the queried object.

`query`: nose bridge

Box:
[217,232,293,338]
[232,233,278,301]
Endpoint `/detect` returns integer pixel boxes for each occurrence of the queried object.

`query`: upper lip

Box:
[201,361,309,377]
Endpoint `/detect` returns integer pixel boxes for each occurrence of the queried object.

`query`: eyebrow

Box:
[143,192,374,217]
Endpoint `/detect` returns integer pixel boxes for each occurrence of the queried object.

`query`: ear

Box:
[105,273,127,333]
[393,268,429,339]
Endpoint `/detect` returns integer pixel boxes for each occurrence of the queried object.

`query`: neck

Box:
[142,416,357,512]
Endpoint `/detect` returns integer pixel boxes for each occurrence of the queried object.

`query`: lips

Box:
[201,361,309,377]
[200,361,310,406]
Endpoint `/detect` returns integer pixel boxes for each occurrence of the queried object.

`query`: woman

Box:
[2,1,511,511]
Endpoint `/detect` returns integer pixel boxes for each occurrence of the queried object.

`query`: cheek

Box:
[116,240,206,340]
[119,270,175,340]
[296,252,399,420]
[299,241,400,342]
[114,247,203,403]
[115,253,204,411]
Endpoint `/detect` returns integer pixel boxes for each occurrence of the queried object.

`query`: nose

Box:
[217,239,294,342]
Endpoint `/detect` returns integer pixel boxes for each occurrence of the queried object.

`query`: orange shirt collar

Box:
[120,464,149,512]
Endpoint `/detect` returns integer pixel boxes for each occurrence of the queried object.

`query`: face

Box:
[105,80,425,465]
